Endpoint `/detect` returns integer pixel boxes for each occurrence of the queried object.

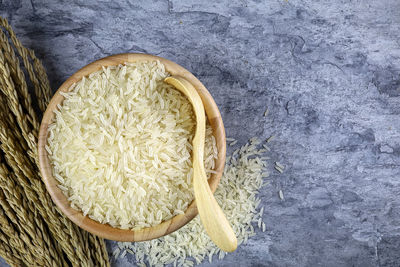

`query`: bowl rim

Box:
[37,53,226,242]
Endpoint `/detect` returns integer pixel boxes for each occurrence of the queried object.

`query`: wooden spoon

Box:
[164,76,238,252]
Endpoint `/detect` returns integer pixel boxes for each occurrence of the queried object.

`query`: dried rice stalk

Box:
[0,51,37,156]
[0,17,109,266]
[0,29,39,132]
[0,159,65,266]
[0,208,39,265]
[0,17,50,114]
[0,195,49,266]
[0,229,24,267]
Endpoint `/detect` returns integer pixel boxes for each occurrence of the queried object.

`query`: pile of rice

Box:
[114,137,270,266]
[47,61,217,229]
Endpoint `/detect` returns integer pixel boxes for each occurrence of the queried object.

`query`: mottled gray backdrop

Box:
[1,0,400,266]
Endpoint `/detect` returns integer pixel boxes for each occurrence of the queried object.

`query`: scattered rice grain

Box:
[274,165,284,173]
[229,140,238,146]
[278,190,284,200]
[266,135,275,143]
[275,161,284,169]
[264,108,269,117]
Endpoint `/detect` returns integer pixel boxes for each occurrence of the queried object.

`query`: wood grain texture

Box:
[164,76,237,252]
[37,53,226,242]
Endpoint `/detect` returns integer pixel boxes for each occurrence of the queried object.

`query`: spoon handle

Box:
[164,76,237,252]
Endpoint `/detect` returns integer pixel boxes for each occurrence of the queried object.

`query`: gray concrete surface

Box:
[1,0,400,266]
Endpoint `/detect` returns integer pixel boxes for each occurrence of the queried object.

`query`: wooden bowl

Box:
[38,53,226,242]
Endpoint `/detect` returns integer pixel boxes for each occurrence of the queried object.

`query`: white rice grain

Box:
[278,190,284,200]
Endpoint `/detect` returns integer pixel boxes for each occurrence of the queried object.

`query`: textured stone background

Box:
[1,0,400,266]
